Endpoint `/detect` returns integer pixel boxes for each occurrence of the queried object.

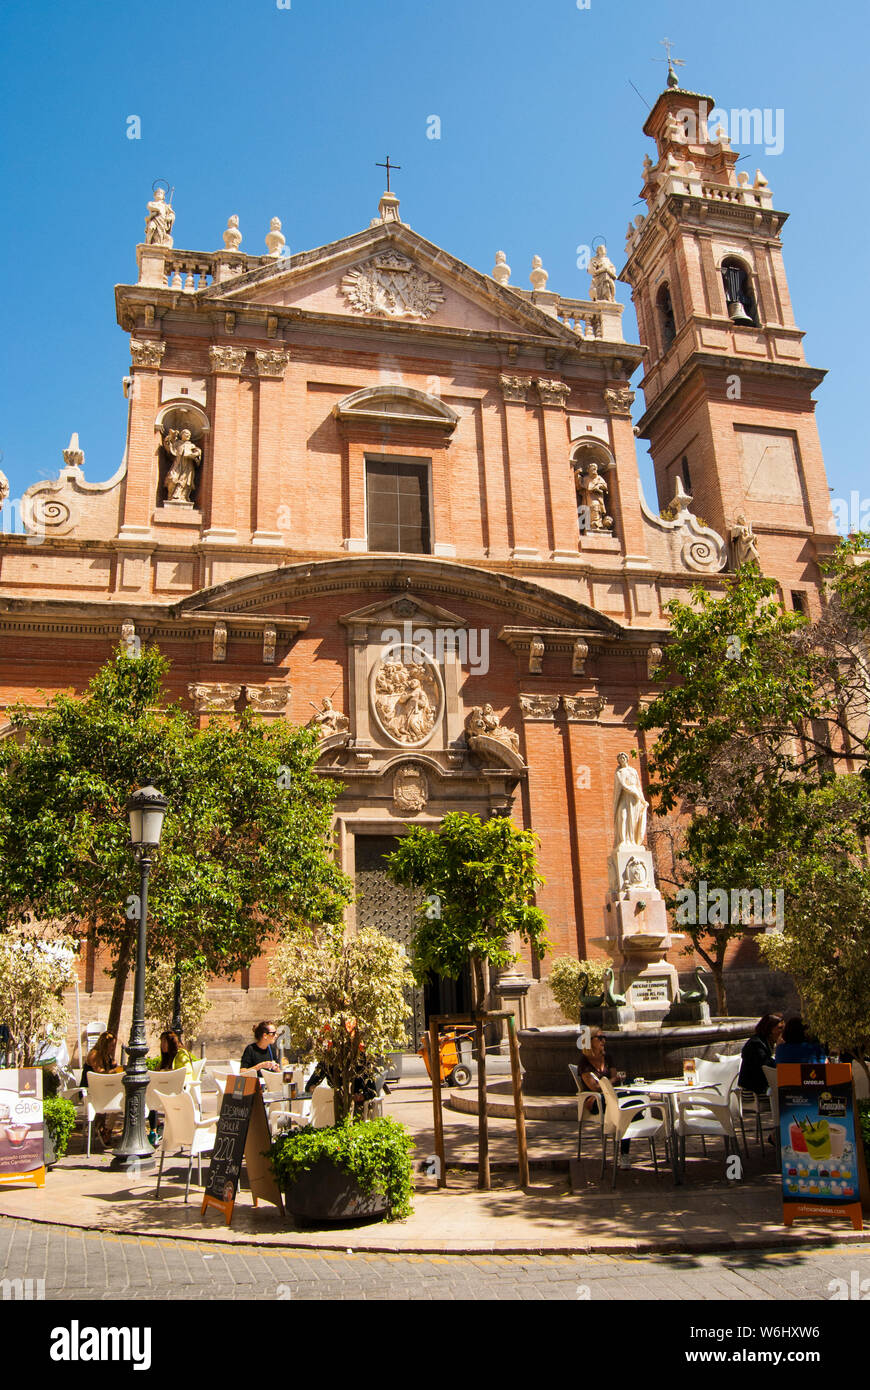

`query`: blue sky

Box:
[1,0,866,521]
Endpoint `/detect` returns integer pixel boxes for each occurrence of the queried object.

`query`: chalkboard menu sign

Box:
[0,1068,45,1190]
[778,1062,867,1230]
[201,1074,283,1226]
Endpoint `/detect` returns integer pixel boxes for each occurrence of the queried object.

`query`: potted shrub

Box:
[268,926,415,1222]
[43,1093,76,1167]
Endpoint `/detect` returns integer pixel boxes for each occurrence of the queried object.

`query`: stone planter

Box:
[283,1154,390,1223]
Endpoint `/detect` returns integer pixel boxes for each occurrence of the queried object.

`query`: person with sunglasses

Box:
[240,1021,281,1073]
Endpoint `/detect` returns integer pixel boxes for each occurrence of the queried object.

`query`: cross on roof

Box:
[654,37,685,87]
[376,155,401,193]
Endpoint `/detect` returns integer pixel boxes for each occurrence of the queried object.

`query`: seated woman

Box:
[80,1031,124,1148]
[147,1030,195,1146]
[738,1013,785,1093]
[578,1028,631,1168]
[774,1017,826,1064]
[241,1021,281,1074]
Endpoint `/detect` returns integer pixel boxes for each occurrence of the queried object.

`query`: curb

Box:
[2,1210,868,1259]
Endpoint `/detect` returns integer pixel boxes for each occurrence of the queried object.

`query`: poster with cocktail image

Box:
[0,1068,45,1187]
[778,1062,864,1230]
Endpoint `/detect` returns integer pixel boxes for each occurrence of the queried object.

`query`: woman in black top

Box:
[240,1021,281,1073]
[738,1013,785,1093]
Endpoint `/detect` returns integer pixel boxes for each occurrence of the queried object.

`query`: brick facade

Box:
[0,82,837,1053]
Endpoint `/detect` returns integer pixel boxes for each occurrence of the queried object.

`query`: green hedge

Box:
[269,1117,415,1221]
[43,1095,76,1159]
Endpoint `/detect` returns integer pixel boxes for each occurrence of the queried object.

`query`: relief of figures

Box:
[372,656,439,744]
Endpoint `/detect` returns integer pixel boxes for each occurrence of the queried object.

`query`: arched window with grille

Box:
[721,257,759,326]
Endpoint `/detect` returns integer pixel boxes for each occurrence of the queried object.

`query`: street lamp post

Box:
[111,783,168,1174]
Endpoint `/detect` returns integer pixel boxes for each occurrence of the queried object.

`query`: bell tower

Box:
[620,64,837,594]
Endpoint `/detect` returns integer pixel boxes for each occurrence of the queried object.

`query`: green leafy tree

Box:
[269,927,414,1123]
[384,812,548,1009]
[637,542,870,1019]
[0,932,77,1066]
[144,957,212,1043]
[759,778,870,1090]
[0,646,351,1036]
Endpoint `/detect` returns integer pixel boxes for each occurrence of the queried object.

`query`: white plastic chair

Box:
[310,1083,335,1128]
[82,1073,126,1156]
[696,1057,749,1157]
[144,1068,187,1116]
[568,1062,604,1160]
[598,1076,668,1187]
[674,1081,739,1178]
[153,1090,217,1201]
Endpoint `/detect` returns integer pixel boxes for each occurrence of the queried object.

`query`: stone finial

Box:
[375,190,402,225]
[754,169,769,189]
[492,250,511,286]
[62,432,84,471]
[145,188,175,247]
[223,215,242,251]
[529,255,549,292]
[265,216,286,257]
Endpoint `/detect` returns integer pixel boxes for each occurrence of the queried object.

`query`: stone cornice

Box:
[635,352,827,439]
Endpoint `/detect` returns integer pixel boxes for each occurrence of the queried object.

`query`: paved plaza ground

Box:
[3,1217,870,1301]
[0,1071,866,1258]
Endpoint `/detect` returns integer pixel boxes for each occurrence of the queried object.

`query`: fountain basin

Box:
[518,1020,756,1094]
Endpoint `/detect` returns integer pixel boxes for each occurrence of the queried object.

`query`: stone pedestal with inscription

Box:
[604,846,681,1023]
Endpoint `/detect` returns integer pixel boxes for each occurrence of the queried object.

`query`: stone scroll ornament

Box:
[341,252,445,320]
[370,649,441,746]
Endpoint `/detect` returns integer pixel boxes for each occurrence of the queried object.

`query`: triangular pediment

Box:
[202,222,579,343]
[338,593,470,629]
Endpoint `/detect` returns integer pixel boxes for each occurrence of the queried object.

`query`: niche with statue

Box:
[155,401,209,511]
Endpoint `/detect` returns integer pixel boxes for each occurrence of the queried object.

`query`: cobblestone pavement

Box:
[2,1217,870,1300]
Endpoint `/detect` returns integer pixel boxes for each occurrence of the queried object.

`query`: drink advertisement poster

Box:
[0,1067,45,1188]
[778,1062,864,1229]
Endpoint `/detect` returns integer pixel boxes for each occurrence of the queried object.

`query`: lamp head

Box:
[127,783,168,850]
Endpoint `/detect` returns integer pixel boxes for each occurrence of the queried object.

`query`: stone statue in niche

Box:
[464,704,520,754]
[373,658,438,744]
[588,243,617,302]
[163,428,202,505]
[306,696,350,739]
[731,514,761,569]
[578,460,612,532]
[145,188,175,247]
[613,752,649,850]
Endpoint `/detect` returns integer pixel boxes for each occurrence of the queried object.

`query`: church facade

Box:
[0,74,837,1044]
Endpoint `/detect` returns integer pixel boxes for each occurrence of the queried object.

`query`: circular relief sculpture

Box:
[369,644,443,748]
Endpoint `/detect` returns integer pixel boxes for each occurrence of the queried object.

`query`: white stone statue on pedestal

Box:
[613,751,648,850]
[588,243,617,302]
[145,188,175,247]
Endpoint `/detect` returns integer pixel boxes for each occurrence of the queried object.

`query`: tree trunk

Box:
[107,924,135,1039]
[712,962,728,1018]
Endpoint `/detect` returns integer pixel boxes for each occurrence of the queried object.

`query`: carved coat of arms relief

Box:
[340,252,445,320]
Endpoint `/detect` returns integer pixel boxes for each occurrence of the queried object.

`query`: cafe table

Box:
[614,1078,706,1185]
